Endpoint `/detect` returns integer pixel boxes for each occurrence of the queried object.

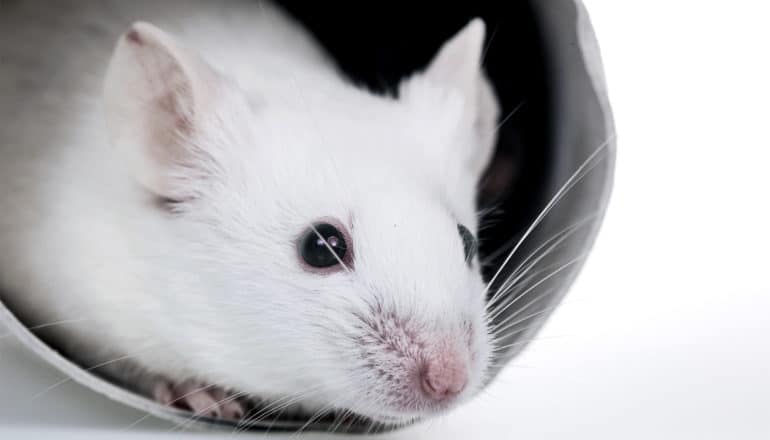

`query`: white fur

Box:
[0,0,500,423]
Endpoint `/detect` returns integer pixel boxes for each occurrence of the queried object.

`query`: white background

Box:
[1,0,769,438]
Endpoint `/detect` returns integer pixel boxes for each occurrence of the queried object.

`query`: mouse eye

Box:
[457,224,477,265]
[298,222,350,270]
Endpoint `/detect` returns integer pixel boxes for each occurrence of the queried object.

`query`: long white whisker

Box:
[489,318,552,346]
[482,134,613,301]
[28,346,158,401]
[491,335,567,353]
[488,253,588,325]
[234,386,324,433]
[0,318,93,340]
[489,285,559,335]
[490,304,568,348]
[488,209,599,275]
[491,100,525,136]
[480,23,499,65]
[231,376,355,434]
[486,212,599,309]
[489,252,580,317]
[289,401,338,438]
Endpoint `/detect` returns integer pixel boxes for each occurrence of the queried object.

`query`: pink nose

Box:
[420,354,468,401]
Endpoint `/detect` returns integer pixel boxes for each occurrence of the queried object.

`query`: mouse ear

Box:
[103,22,233,202]
[403,18,501,180]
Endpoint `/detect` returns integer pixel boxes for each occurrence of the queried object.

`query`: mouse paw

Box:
[152,379,245,420]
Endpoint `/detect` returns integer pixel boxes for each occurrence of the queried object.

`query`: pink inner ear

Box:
[122,30,202,167]
[104,21,229,201]
[126,29,144,45]
[133,46,194,129]
[158,88,194,135]
[143,85,196,170]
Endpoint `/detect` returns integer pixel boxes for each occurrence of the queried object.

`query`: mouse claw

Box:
[152,379,246,421]
[211,387,245,419]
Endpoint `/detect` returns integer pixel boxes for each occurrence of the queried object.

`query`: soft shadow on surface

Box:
[0,326,442,438]
[0,334,168,431]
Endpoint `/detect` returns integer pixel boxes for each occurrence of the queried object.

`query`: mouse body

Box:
[0,0,500,425]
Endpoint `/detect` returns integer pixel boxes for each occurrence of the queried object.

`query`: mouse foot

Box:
[152,379,246,420]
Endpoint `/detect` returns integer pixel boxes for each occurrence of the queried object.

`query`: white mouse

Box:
[0,0,500,426]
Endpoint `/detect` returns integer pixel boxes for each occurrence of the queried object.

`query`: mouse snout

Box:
[353,307,483,417]
[419,350,468,402]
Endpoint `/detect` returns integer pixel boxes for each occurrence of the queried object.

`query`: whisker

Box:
[482,134,613,302]
[486,212,599,309]
[490,100,525,136]
[480,23,499,65]
[483,208,598,270]
[492,300,574,344]
[233,387,323,433]
[489,319,550,346]
[329,407,357,433]
[489,259,573,317]
[488,253,588,325]
[492,335,570,353]
[0,318,93,340]
[28,346,158,401]
[289,402,336,438]
[488,286,560,339]
[231,376,354,434]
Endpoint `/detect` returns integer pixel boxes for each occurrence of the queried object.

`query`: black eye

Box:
[457,224,477,265]
[299,222,349,269]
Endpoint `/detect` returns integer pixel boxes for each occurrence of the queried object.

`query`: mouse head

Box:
[104,18,499,424]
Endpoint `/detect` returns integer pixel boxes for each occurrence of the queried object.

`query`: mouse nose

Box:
[420,352,468,402]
